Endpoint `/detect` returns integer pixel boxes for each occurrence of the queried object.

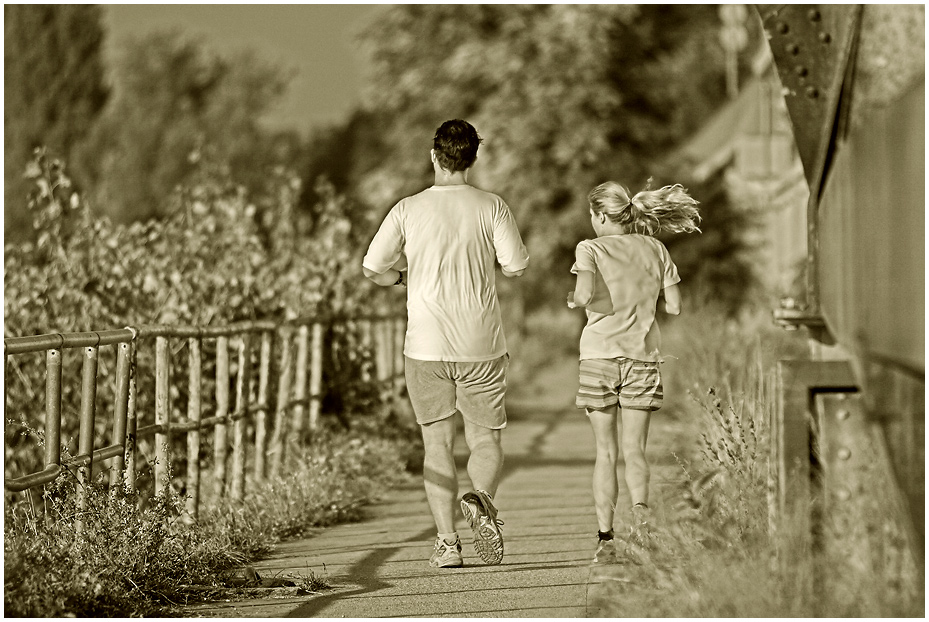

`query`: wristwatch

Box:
[394,271,406,287]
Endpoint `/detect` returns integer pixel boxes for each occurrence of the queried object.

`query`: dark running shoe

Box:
[460,490,504,565]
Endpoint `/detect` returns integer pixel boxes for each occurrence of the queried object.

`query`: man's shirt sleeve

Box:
[363,203,404,274]
[492,201,529,272]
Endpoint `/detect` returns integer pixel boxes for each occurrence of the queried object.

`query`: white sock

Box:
[438,532,458,543]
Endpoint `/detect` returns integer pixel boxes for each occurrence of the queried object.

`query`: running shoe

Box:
[632,502,652,526]
[429,535,463,568]
[592,538,617,564]
[460,490,504,565]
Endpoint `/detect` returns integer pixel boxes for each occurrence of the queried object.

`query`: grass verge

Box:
[594,302,923,617]
[4,428,418,617]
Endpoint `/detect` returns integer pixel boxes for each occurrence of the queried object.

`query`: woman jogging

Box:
[567,179,700,563]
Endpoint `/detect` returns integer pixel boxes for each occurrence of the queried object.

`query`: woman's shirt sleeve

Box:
[657,240,681,287]
[571,240,596,274]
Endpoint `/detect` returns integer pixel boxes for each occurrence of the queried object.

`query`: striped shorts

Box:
[576,357,663,412]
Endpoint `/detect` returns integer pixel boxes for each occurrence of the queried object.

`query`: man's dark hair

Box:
[433,119,483,173]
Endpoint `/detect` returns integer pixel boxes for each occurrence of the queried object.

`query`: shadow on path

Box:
[285,526,436,618]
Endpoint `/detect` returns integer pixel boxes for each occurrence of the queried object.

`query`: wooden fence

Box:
[4,315,406,530]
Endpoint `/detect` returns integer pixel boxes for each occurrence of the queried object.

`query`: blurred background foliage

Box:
[4,5,109,234]
[4,4,766,465]
[5,4,764,317]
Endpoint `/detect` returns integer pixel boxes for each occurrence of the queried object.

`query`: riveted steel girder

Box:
[757,4,863,198]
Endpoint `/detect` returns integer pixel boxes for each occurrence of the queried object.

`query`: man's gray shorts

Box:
[404,355,509,429]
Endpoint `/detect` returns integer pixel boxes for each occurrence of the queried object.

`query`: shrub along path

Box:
[183,358,691,618]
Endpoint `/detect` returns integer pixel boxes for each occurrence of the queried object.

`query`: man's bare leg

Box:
[420,417,458,534]
[462,418,503,496]
[460,417,505,564]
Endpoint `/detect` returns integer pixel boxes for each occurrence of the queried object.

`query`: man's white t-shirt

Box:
[571,234,680,362]
[363,184,529,362]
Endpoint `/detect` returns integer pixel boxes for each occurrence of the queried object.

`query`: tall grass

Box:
[4,429,416,617]
[598,301,923,617]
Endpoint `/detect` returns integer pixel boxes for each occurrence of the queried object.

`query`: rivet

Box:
[808,9,821,22]
[837,447,852,460]
[795,65,808,77]
[837,488,851,501]
[776,21,790,34]
[819,32,832,44]
[806,86,820,99]
[786,43,800,55]
[836,409,850,420]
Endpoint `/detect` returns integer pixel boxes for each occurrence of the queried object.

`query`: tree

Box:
[352,5,742,305]
[4,4,109,239]
[77,31,294,222]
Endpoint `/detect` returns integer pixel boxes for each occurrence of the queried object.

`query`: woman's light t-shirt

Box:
[363,185,529,362]
[571,234,680,362]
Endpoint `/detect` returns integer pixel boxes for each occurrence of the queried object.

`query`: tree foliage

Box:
[4,4,109,239]
[351,5,749,305]
[4,149,400,478]
[76,31,296,223]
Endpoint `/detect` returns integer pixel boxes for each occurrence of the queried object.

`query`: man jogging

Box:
[362,119,529,567]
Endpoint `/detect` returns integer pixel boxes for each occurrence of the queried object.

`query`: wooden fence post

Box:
[231,334,252,501]
[109,342,131,498]
[154,337,170,498]
[75,345,99,535]
[290,325,310,445]
[213,336,230,498]
[359,319,372,382]
[269,327,294,479]
[254,331,272,481]
[186,337,202,520]
[45,349,62,473]
[308,323,324,433]
[375,319,390,383]
[393,317,406,404]
[124,343,137,493]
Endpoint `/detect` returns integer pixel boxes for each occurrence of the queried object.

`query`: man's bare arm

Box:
[363,266,403,287]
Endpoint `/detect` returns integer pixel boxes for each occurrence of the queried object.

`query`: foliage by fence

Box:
[4,149,402,490]
[4,314,406,528]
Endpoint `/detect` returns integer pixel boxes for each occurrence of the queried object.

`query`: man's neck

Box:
[434,170,469,186]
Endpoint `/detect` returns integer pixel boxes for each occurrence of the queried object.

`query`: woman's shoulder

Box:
[626,234,670,252]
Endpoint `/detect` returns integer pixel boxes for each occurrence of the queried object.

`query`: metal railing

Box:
[4,314,406,528]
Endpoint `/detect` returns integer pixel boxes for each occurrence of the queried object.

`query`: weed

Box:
[601,303,924,617]
[3,429,414,617]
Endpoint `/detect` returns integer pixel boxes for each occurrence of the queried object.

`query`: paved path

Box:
[184,361,686,618]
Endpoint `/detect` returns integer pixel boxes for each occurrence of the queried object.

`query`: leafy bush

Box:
[4,147,402,487]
